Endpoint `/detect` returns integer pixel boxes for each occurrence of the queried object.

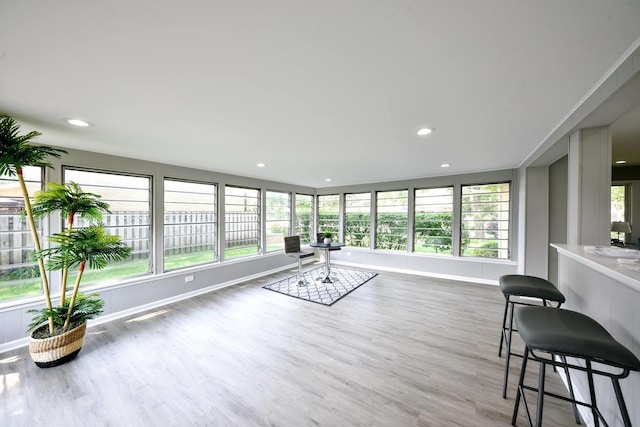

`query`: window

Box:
[295,194,313,244]
[0,166,43,302]
[461,182,510,259]
[64,168,152,285]
[265,190,290,252]
[225,186,260,260]
[317,194,339,238]
[164,179,217,271]
[345,192,370,248]
[375,190,408,251]
[611,184,628,244]
[414,187,453,255]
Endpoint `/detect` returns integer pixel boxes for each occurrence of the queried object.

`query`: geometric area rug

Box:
[263,266,378,306]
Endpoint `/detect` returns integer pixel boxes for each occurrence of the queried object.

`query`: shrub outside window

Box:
[461,182,510,259]
[265,190,291,252]
[375,190,408,251]
[317,194,339,238]
[295,194,313,244]
[345,192,370,248]
[414,187,453,255]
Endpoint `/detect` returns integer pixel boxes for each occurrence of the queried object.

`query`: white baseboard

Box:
[333,260,499,286]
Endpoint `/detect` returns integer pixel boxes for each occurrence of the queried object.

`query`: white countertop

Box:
[551,244,640,293]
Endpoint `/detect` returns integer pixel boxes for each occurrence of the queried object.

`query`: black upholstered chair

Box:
[512,306,640,427]
[499,274,565,398]
[284,236,314,287]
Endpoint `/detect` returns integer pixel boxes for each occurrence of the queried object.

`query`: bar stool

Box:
[512,306,640,427]
[284,236,314,287]
[499,274,565,398]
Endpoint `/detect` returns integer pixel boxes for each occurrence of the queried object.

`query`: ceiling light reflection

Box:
[0,355,21,364]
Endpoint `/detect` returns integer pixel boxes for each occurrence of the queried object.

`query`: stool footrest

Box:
[528,349,632,380]
[516,384,602,426]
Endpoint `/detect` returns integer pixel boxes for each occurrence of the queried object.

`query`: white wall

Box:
[548,155,569,284]
[567,127,612,246]
[523,167,550,278]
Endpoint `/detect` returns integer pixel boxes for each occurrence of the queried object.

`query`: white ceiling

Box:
[2,1,640,188]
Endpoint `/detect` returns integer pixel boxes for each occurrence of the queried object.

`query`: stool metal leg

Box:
[511,346,530,426]
[560,356,582,425]
[296,258,307,287]
[503,298,516,398]
[586,361,600,427]
[611,377,633,427]
[535,362,546,427]
[499,296,510,357]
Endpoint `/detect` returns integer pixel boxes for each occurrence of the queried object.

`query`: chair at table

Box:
[284,236,314,287]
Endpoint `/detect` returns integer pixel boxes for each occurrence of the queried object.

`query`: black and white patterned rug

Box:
[263,266,378,306]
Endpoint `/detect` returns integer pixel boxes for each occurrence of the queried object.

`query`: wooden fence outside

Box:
[0,211,260,274]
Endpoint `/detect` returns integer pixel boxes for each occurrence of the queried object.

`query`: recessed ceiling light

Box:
[65,118,92,127]
[441,163,451,168]
[417,128,433,136]
[325,178,331,182]
[615,160,626,164]
[256,163,266,167]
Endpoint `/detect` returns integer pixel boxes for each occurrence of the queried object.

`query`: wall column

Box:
[523,166,549,278]
[567,127,611,245]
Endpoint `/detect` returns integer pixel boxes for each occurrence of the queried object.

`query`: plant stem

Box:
[18,169,55,334]
[63,260,85,329]
[60,211,75,304]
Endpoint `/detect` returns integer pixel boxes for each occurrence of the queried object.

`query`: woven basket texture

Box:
[29,322,87,364]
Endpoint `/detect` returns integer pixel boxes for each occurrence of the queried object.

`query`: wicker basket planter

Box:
[29,322,87,368]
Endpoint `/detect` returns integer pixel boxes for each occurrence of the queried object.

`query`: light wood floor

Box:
[0,266,581,426]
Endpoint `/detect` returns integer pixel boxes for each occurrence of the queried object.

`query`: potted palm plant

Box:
[0,115,131,367]
[27,182,131,367]
[1,114,66,335]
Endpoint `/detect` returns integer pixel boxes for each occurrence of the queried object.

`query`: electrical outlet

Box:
[184,275,194,283]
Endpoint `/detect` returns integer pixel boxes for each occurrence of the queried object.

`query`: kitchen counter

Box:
[550,244,639,426]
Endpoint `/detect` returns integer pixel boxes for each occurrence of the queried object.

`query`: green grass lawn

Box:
[0,246,262,302]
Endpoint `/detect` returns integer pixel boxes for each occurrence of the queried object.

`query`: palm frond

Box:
[27,293,104,333]
[35,225,132,271]
[30,181,111,222]
[0,115,66,175]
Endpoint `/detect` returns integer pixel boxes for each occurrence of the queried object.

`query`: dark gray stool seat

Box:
[499,274,565,398]
[500,275,566,302]
[512,306,640,427]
